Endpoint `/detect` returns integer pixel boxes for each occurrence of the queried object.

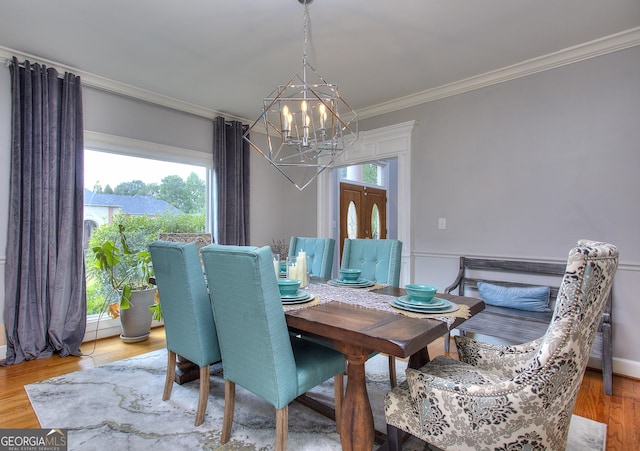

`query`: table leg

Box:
[175,355,201,384]
[339,348,374,451]
[408,347,431,369]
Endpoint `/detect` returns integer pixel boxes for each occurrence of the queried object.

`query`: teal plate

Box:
[282,295,314,305]
[389,297,459,314]
[395,295,448,309]
[328,278,374,288]
[281,290,311,301]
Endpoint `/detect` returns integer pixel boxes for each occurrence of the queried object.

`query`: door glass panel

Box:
[371,204,380,239]
[347,201,358,239]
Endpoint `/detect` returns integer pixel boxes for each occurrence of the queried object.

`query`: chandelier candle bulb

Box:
[282,105,290,133]
[319,104,326,130]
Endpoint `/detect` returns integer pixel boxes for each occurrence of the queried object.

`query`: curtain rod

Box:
[6,57,71,79]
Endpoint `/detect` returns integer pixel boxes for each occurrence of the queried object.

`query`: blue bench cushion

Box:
[477,281,551,312]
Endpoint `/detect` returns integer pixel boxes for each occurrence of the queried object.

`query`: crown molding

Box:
[0,46,246,122]
[2,26,639,122]
[357,26,640,119]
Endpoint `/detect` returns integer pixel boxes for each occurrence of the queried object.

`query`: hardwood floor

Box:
[1,328,638,450]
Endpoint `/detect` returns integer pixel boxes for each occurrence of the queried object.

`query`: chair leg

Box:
[333,374,344,429]
[275,406,288,451]
[162,350,177,401]
[602,322,613,395]
[386,424,404,451]
[443,332,450,354]
[388,355,397,388]
[194,365,210,426]
[221,380,235,444]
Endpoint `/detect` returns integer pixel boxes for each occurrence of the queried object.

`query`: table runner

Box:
[284,283,470,329]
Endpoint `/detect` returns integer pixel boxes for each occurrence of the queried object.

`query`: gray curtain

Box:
[212,117,250,245]
[3,58,86,364]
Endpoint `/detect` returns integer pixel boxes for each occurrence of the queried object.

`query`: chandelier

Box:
[243,0,358,191]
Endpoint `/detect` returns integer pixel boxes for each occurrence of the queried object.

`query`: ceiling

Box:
[1,0,639,122]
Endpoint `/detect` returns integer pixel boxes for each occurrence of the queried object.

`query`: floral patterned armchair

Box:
[384,240,618,450]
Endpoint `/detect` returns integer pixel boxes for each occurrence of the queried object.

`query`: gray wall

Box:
[1,45,638,375]
[84,88,214,154]
[361,45,640,373]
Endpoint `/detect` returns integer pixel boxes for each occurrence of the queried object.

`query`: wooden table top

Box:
[285,286,485,359]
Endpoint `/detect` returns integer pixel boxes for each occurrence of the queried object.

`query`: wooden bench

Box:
[444,257,613,395]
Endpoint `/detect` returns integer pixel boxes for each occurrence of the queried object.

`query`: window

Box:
[339,162,385,187]
[83,133,212,339]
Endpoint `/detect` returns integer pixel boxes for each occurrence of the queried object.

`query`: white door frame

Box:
[316,120,417,285]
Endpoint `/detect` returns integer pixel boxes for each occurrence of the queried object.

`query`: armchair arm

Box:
[401,362,548,450]
[454,335,542,378]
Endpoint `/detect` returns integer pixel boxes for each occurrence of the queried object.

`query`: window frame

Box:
[83,131,213,341]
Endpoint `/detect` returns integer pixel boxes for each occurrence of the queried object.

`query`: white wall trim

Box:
[317,121,417,286]
[357,27,640,119]
[82,316,163,343]
[0,46,243,122]
[412,251,640,272]
[84,131,213,166]
[613,357,640,380]
[3,27,639,123]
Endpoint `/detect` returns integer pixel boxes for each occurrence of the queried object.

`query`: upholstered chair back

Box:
[453,239,618,449]
[201,244,299,409]
[148,241,221,368]
[530,240,617,427]
[288,237,336,279]
[340,238,402,287]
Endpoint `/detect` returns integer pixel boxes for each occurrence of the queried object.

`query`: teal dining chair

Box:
[340,238,403,386]
[340,238,402,287]
[148,240,222,426]
[288,236,336,279]
[200,244,345,451]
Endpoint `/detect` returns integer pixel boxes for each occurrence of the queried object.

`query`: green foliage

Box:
[90,224,154,316]
[363,163,379,184]
[86,213,205,316]
[114,180,146,196]
[149,301,163,322]
[110,172,205,214]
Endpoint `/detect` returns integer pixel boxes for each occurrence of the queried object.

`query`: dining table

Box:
[284,280,485,451]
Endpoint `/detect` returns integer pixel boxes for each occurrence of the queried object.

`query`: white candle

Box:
[288,260,298,281]
[298,251,308,287]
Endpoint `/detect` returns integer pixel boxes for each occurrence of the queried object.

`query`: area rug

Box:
[25,350,606,450]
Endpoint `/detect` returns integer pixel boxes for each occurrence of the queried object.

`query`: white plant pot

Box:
[119,288,156,343]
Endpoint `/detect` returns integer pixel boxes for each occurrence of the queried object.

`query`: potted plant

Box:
[91,224,156,342]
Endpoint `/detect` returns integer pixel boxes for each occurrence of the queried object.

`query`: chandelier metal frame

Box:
[243,0,358,191]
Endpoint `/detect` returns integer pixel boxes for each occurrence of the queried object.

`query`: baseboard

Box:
[613,357,640,380]
[0,344,5,361]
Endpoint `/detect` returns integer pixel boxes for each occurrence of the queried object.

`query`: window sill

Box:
[83,315,163,342]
